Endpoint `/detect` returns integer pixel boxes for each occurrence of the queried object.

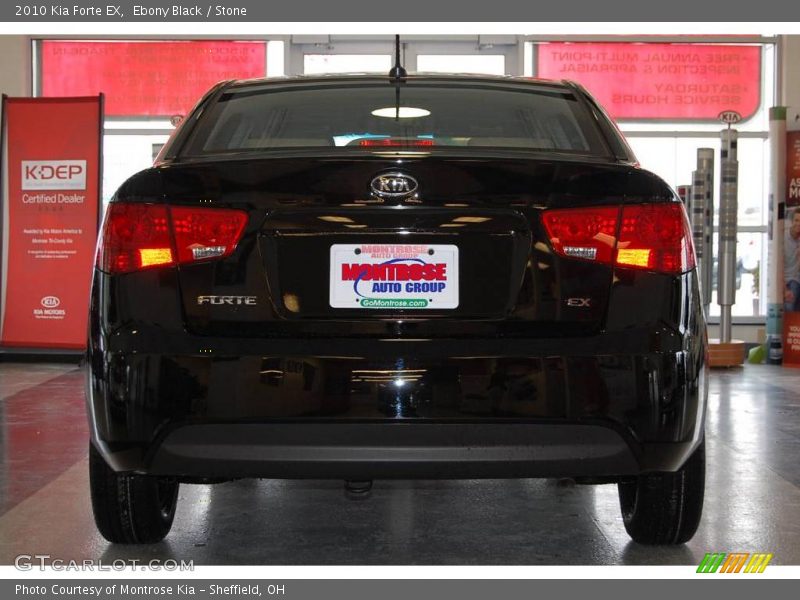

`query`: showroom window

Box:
[528,39,776,319]
[415,54,506,75]
[304,54,392,74]
[33,39,285,205]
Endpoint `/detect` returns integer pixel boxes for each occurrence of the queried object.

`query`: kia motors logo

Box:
[370,173,419,200]
[41,296,60,308]
[22,160,87,191]
[718,111,742,125]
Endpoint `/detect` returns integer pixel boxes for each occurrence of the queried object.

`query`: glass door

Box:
[407,41,517,75]
[291,40,394,75]
[290,37,519,76]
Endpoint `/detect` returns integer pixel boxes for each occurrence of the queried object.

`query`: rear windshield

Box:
[181,81,610,157]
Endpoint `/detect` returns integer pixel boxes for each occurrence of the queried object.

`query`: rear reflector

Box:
[541,203,695,275]
[139,247,174,268]
[97,203,247,274]
[615,248,651,268]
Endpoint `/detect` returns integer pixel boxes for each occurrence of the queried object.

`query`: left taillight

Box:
[97,203,248,274]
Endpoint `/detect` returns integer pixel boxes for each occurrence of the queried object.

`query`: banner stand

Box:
[0,94,103,353]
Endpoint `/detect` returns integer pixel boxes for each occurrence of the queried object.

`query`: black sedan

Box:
[87,74,707,546]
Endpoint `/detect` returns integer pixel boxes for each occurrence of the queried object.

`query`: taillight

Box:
[541,207,619,264]
[541,203,695,275]
[617,204,695,274]
[97,204,173,273]
[170,206,248,264]
[97,203,247,274]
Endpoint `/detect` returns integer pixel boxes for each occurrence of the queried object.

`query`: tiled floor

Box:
[0,362,798,565]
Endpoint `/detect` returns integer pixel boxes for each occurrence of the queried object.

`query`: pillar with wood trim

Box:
[709,114,746,367]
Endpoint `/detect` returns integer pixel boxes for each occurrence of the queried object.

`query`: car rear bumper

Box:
[143,423,645,479]
[91,420,700,480]
[87,326,707,479]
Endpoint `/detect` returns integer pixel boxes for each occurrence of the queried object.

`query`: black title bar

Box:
[2,0,800,22]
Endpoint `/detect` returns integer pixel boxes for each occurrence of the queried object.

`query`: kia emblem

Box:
[370,173,419,200]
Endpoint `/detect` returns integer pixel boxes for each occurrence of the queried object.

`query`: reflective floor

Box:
[0,361,799,565]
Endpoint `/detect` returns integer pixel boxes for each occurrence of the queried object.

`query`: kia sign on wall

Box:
[536,43,761,121]
[40,40,266,116]
[0,96,102,350]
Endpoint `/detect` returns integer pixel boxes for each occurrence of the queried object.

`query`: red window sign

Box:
[41,41,266,117]
[536,43,761,121]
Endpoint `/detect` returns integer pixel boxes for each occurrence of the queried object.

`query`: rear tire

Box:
[89,443,179,544]
[618,437,705,545]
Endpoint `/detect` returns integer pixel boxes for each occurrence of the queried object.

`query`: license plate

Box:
[329,243,459,309]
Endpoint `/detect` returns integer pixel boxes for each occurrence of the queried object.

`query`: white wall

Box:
[0,36,31,97]
[781,35,800,106]
[0,36,31,129]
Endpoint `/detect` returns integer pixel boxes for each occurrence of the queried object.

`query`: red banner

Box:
[788,131,800,206]
[783,319,800,365]
[783,129,800,366]
[41,41,266,117]
[536,43,761,121]
[1,96,102,350]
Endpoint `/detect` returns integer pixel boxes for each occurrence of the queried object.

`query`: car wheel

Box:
[617,437,705,545]
[89,442,179,544]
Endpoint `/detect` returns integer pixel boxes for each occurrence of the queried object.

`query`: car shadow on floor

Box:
[96,477,702,566]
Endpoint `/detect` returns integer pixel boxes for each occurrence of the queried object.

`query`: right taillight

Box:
[97,203,247,274]
[541,202,695,275]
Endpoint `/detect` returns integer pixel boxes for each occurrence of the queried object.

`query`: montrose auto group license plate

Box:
[329,244,459,309]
